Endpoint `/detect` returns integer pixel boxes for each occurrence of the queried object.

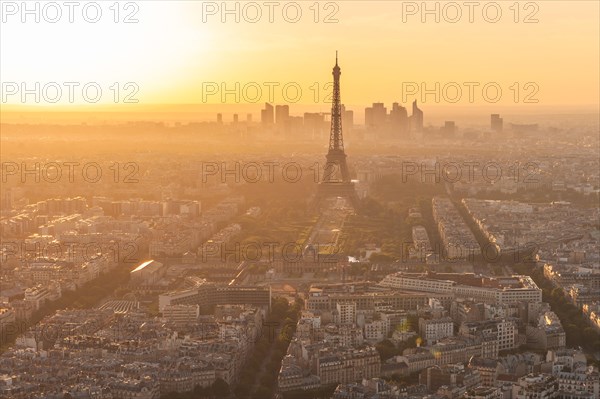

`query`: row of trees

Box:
[375,315,421,361]
[160,297,302,399]
[1,264,132,352]
[234,297,303,399]
[375,335,421,362]
[338,174,448,262]
[280,384,338,399]
[340,197,409,262]
[513,263,600,359]
[223,181,319,264]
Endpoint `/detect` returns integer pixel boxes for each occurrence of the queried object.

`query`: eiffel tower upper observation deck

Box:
[314,52,359,209]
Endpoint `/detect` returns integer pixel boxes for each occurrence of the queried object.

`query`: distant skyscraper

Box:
[261,103,274,125]
[365,103,387,129]
[275,105,290,125]
[217,113,223,124]
[491,114,503,132]
[365,107,373,128]
[409,100,423,132]
[390,102,409,134]
[304,112,326,137]
[341,104,354,131]
[247,113,252,122]
[443,121,456,136]
[233,114,239,123]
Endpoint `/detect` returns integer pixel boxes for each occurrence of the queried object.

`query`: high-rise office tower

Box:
[409,100,424,132]
[341,104,354,131]
[390,102,409,134]
[365,103,387,130]
[304,112,326,138]
[261,103,274,125]
[491,114,503,132]
[275,105,289,124]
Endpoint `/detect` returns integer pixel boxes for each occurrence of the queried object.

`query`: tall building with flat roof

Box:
[365,103,387,130]
[341,104,354,131]
[275,104,289,125]
[410,100,424,132]
[261,103,274,125]
[491,114,503,132]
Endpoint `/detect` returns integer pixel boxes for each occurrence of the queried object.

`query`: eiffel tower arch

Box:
[314,53,360,210]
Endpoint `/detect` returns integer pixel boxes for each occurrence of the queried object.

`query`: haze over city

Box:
[0,1,599,399]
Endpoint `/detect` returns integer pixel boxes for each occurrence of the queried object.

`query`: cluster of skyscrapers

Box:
[364,100,423,135]
[216,100,425,137]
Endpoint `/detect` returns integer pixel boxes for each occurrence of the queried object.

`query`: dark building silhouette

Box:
[363,102,410,136]
[261,103,274,125]
[275,105,289,125]
[275,104,290,134]
[409,100,424,132]
[390,102,409,135]
[491,114,503,132]
[341,104,354,131]
[443,121,456,136]
[365,102,387,130]
[217,113,223,124]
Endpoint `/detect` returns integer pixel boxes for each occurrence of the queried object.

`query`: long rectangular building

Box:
[159,283,271,312]
[380,272,541,305]
[307,283,454,312]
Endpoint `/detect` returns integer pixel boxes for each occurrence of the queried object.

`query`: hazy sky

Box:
[2,1,599,112]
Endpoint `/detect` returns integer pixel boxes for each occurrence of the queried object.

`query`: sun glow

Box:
[1,2,214,105]
[1,1,598,109]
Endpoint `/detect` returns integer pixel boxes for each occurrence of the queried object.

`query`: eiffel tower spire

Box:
[329,50,344,153]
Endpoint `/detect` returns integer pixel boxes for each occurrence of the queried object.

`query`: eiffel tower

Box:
[314,52,360,209]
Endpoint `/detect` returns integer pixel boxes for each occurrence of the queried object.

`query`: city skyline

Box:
[1,2,599,399]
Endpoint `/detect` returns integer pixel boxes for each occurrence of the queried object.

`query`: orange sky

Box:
[1,1,598,114]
